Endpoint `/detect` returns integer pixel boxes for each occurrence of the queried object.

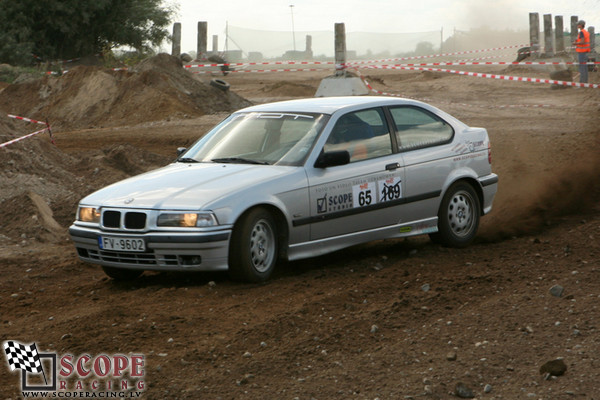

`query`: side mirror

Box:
[176,147,187,157]
[314,150,350,168]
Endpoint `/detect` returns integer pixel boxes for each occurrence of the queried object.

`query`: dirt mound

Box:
[0,192,64,244]
[261,81,316,97]
[0,114,172,243]
[0,53,252,130]
[101,143,170,176]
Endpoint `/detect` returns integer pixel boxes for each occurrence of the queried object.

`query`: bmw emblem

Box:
[124,198,134,204]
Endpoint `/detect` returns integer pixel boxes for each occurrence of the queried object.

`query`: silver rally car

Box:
[69,96,498,282]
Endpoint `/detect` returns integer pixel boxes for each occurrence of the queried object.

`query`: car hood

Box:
[81,162,295,210]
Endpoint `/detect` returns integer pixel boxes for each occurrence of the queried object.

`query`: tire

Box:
[429,182,480,248]
[210,78,230,91]
[102,266,143,281]
[228,208,278,282]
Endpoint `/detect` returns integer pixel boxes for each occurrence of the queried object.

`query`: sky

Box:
[165,0,599,54]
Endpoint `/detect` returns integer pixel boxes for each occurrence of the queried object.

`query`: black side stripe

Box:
[293,190,441,227]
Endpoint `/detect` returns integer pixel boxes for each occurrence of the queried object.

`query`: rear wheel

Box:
[102,266,143,281]
[430,182,480,247]
[228,208,278,282]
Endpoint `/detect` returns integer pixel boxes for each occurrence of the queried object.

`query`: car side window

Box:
[390,106,454,151]
[324,108,392,162]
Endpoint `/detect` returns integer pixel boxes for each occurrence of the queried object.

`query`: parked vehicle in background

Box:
[69,96,498,282]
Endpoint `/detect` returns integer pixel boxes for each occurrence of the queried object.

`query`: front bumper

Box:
[69,225,231,272]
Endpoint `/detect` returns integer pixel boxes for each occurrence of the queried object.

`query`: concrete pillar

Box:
[543,14,554,56]
[589,27,596,53]
[334,23,347,76]
[570,16,579,51]
[197,21,207,59]
[555,16,565,53]
[305,35,313,59]
[529,13,540,56]
[212,35,219,54]
[171,22,181,57]
[315,22,369,97]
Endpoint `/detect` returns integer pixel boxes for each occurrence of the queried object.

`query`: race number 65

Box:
[353,182,377,207]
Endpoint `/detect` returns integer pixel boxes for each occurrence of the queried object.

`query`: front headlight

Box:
[78,207,101,223]
[157,212,218,227]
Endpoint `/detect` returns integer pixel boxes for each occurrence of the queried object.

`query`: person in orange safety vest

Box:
[573,20,591,84]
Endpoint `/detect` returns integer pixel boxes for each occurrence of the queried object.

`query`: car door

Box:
[304,107,406,240]
[388,105,455,223]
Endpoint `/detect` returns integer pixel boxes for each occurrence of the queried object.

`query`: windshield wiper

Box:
[177,157,199,163]
[211,157,270,165]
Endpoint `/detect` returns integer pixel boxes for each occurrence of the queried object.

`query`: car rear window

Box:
[389,106,454,151]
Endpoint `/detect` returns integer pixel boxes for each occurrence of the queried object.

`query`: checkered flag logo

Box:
[3,340,43,374]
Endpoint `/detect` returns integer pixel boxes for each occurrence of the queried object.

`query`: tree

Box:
[0,0,175,65]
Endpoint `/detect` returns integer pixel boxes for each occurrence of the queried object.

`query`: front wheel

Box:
[228,208,278,282]
[430,182,480,247]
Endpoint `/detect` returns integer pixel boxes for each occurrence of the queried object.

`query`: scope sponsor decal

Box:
[314,173,402,215]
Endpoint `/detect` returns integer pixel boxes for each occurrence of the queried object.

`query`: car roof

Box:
[238,96,424,115]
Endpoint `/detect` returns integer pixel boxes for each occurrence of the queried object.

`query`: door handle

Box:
[385,162,400,171]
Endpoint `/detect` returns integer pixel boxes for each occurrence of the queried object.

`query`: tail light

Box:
[487,142,492,164]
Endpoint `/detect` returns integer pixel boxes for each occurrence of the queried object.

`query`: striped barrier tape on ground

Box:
[5,114,54,145]
[0,127,50,148]
[363,64,600,89]
[7,114,48,125]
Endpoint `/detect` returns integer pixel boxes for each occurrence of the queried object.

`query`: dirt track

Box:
[1,56,600,399]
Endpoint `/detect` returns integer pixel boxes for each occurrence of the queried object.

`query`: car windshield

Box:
[181,112,329,166]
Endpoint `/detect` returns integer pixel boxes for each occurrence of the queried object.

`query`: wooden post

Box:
[555,16,565,53]
[543,14,553,56]
[171,22,181,57]
[589,26,596,53]
[197,21,207,59]
[570,16,578,52]
[529,13,540,57]
[334,23,346,76]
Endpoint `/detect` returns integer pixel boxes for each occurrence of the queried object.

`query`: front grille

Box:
[84,249,201,268]
[87,249,157,266]
[125,212,146,229]
[103,211,120,228]
[102,210,147,230]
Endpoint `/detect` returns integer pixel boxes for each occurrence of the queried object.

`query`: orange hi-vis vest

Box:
[576,29,591,53]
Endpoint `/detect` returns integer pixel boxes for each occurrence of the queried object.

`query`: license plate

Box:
[99,236,146,252]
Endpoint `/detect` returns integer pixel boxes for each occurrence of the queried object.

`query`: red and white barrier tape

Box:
[8,114,48,125]
[190,68,325,74]
[184,44,528,69]
[374,61,600,67]
[355,68,558,109]
[185,60,334,68]
[45,67,128,75]
[346,44,529,65]
[363,64,600,89]
[0,127,50,148]
[3,114,54,147]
